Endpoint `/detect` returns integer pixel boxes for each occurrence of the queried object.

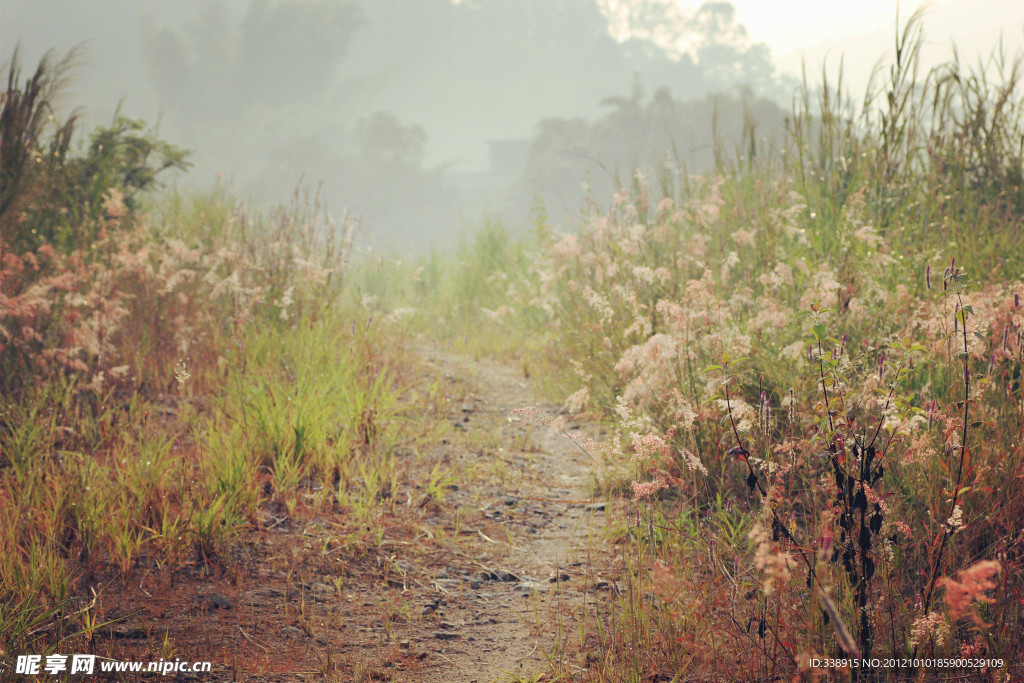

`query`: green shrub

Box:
[1,47,190,254]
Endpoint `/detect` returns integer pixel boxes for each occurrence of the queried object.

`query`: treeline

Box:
[137,0,788,247]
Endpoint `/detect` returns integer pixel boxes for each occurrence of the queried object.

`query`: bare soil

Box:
[89,342,616,682]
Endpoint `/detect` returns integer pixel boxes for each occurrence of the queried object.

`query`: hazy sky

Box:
[694,0,1021,53]
[718,0,1024,95]
[714,0,937,48]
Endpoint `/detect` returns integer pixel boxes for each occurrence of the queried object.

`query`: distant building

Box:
[447,138,532,197]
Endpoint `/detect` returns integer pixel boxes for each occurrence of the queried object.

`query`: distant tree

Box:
[514,83,787,220]
[595,0,776,93]
[691,2,774,87]
[143,0,365,129]
[354,112,426,168]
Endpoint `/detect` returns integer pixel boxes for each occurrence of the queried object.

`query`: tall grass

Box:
[411,14,1024,679]
[0,143,416,670]
[786,8,1023,281]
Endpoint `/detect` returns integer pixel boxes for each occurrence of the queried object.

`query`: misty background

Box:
[3,0,1022,251]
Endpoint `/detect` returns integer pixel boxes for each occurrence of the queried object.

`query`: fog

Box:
[3,0,1022,252]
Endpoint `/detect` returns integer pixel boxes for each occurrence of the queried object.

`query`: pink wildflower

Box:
[631,433,669,462]
[939,560,1001,624]
[631,478,667,501]
[512,406,550,434]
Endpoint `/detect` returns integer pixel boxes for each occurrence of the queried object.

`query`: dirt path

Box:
[90,344,614,682]
[408,343,611,682]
